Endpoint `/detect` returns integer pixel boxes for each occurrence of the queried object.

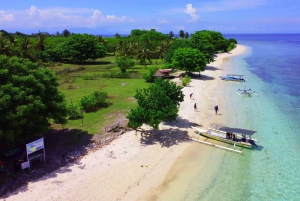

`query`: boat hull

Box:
[199,132,253,148]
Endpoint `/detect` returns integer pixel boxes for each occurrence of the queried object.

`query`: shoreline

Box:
[4,45,248,201]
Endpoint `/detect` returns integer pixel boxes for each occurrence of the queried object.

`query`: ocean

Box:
[225,34,300,201]
[156,34,300,201]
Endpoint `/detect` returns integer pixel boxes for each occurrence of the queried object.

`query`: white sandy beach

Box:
[3,45,246,201]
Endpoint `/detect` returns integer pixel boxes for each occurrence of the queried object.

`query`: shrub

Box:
[182,74,191,86]
[67,105,84,120]
[80,91,109,112]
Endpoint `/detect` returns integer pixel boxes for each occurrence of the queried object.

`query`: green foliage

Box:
[164,39,191,63]
[228,38,238,44]
[57,34,107,62]
[115,56,135,73]
[172,47,207,73]
[181,74,191,86]
[127,78,184,129]
[80,91,109,113]
[67,105,83,120]
[142,66,159,83]
[0,56,67,144]
[101,72,129,78]
[227,42,237,52]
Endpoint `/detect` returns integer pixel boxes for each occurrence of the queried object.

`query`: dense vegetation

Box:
[0,28,237,145]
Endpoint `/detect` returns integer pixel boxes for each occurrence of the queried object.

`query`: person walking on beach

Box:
[194,103,198,111]
[214,105,219,114]
[190,93,193,99]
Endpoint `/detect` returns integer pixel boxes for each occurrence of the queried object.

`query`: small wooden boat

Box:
[220,74,245,82]
[192,125,258,150]
[236,88,259,97]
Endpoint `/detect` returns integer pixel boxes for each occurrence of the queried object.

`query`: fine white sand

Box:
[3,45,246,201]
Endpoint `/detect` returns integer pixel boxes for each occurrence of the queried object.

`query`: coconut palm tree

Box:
[18,36,34,60]
[35,32,47,52]
[135,42,153,68]
[116,39,134,56]
[0,33,13,56]
[184,32,189,39]
[179,30,185,39]
[156,40,172,63]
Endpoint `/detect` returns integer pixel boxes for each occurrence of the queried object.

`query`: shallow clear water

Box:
[154,34,300,201]
[201,34,300,201]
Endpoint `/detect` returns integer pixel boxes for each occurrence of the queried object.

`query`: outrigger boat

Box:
[220,74,245,82]
[191,125,258,153]
[236,87,259,97]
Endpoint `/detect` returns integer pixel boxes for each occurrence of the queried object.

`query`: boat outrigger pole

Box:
[191,126,243,154]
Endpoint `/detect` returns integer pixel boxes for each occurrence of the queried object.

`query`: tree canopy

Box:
[171,47,207,73]
[0,56,67,145]
[127,78,184,129]
[57,34,106,62]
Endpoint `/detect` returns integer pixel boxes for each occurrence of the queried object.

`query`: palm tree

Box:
[179,30,185,39]
[135,42,153,68]
[36,32,47,52]
[156,40,172,63]
[116,39,134,56]
[18,36,34,60]
[169,31,174,39]
[0,33,12,56]
[184,32,189,39]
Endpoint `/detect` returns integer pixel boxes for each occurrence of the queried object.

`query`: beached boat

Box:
[219,74,245,82]
[191,125,257,150]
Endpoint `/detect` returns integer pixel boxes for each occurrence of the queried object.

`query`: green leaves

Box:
[0,55,68,145]
[58,34,107,62]
[127,78,184,130]
[172,47,207,73]
[79,91,109,113]
[115,56,135,73]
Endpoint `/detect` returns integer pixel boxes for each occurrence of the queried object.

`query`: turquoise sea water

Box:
[154,34,300,201]
[202,34,300,201]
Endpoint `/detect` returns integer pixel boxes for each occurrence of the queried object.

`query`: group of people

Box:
[226,132,236,140]
[191,93,219,114]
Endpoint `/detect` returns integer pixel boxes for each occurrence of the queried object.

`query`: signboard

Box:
[26,138,46,169]
[26,138,44,155]
[21,161,30,170]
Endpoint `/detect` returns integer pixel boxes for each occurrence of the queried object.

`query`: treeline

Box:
[0,29,237,66]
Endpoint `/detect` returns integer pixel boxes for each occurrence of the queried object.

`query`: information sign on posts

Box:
[26,138,46,169]
[26,138,44,154]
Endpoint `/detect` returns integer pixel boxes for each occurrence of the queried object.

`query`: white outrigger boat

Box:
[220,74,245,82]
[191,125,258,154]
[236,88,259,97]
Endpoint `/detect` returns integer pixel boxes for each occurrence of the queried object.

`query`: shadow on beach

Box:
[206,65,221,71]
[162,116,200,129]
[1,128,93,198]
[190,74,215,81]
[139,128,191,148]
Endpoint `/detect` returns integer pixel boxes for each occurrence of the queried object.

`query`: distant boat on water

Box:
[220,74,245,82]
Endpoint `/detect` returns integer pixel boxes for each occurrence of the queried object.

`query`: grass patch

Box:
[49,56,167,136]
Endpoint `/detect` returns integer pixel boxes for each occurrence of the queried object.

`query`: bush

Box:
[82,73,95,80]
[143,66,159,83]
[80,91,109,112]
[67,105,84,120]
[182,74,191,86]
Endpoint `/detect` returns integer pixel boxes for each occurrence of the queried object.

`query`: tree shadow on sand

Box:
[1,128,93,198]
[191,74,215,81]
[162,116,201,129]
[139,128,191,148]
[205,65,221,71]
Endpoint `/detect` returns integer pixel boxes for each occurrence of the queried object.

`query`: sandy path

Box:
[3,45,246,201]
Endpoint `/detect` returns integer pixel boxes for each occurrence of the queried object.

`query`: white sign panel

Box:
[21,161,30,170]
[26,138,44,155]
